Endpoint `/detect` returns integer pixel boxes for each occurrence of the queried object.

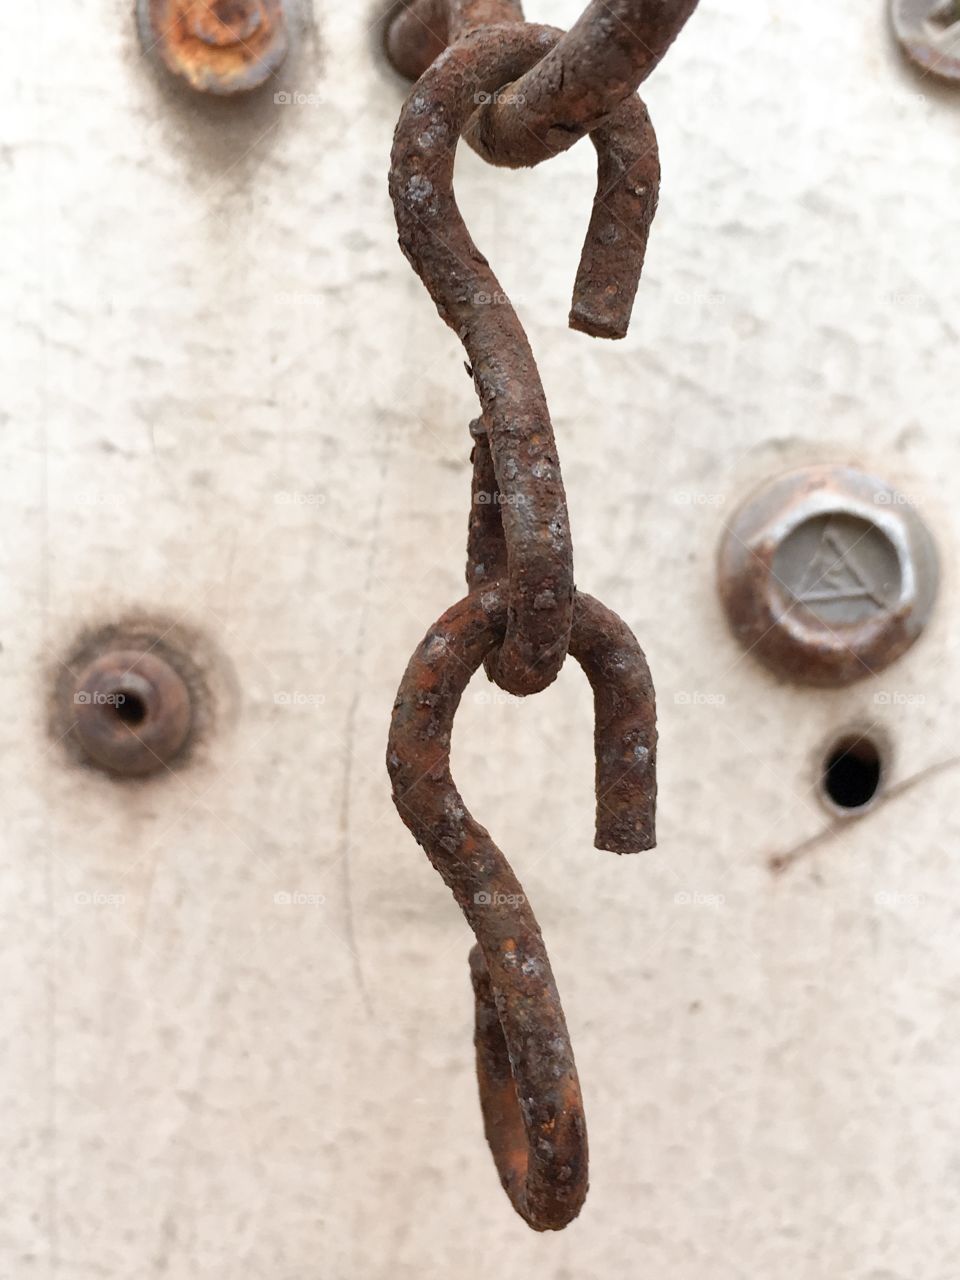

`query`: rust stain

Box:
[138,0,288,95]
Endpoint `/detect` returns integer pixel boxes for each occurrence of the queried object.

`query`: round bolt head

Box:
[73,650,192,776]
[892,0,960,81]
[717,466,938,687]
[137,0,288,96]
[383,0,449,82]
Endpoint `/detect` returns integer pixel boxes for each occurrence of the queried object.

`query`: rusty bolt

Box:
[72,650,193,776]
[137,0,289,95]
[892,0,960,81]
[717,466,939,687]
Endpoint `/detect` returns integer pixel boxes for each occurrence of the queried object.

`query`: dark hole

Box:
[113,692,147,726]
[822,735,882,811]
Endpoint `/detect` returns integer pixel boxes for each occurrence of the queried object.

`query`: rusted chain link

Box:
[392,25,582,695]
[386,0,697,1231]
[464,0,699,167]
[387,580,656,1229]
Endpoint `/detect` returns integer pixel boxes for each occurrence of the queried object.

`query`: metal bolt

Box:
[383,0,449,82]
[717,466,939,687]
[72,650,193,777]
[137,0,288,96]
[891,0,960,82]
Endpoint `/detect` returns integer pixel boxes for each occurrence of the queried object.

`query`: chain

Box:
[385,0,699,1231]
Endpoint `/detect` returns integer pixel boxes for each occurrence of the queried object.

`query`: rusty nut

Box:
[137,0,289,96]
[717,465,939,687]
[73,650,192,776]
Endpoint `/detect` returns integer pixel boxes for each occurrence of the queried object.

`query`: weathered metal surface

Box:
[72,649,193,776]
[892,0,960,81]
[386,582,656,1229]
[137,0,289,95]
[717,466,940,686]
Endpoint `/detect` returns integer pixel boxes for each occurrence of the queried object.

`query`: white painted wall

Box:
[3,1,959,1276]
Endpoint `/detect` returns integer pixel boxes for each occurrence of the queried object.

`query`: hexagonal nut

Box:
[717,466,938,687]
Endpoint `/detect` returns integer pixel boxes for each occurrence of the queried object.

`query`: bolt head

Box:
[73,650,193,776]
[891,0,960,81]
[717,466,939,687]
[189,0,265,47]
[138,0,288,95]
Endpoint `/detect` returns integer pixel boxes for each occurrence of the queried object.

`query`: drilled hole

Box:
[113,692,147,726]
[822,734,883,812]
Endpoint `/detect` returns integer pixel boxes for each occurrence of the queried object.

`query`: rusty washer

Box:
[137,0,289,95]
[718,465,939,687]
[72,649,193,776]
[891,0,960,81]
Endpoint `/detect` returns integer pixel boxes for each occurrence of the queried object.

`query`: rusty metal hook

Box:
[387,581,656,1230]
